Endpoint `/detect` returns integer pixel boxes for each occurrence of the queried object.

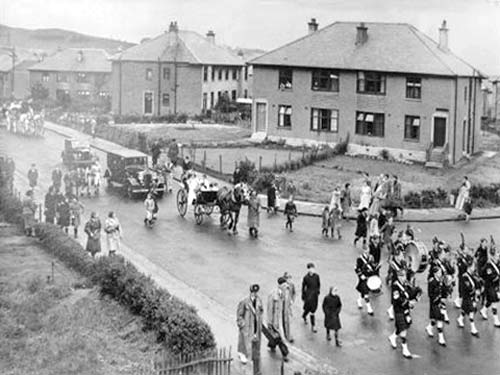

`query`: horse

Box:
[217,182,250,234]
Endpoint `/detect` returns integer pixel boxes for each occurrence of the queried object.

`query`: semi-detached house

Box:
[250,20,484,165]
[111,21,250,117]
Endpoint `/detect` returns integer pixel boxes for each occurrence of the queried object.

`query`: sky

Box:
[2,0,500,75]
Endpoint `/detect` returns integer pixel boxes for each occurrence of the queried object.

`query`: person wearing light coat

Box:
[104,211,121,255]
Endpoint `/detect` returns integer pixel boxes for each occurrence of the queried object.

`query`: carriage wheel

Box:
[220,212,230,227]
[205,205,214,216]
[177,189,188,217]
[194,204,204,225]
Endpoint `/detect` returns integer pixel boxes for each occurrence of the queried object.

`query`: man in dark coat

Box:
[44,186,57,224]
[267,182,277,214]
[52,168,63,191]
[84,212,102,257]
[354,208,368,247]
[27,163,39,189]
[302,262,320,332]
[322,286,342,346]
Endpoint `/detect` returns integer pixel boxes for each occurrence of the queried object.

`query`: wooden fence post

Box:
[219,155,223,174]
[203,150,207,169]
[259,156,262,172]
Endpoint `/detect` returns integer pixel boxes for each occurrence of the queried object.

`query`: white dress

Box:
[105,217,121,253]
[359,185,372,210]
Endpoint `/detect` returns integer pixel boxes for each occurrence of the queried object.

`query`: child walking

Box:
[329,204,342,239]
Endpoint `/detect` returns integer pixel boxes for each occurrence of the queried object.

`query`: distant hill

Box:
[0,24,134,54]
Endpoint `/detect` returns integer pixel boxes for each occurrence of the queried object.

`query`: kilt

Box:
[485,286,500,305]
[462,296,476,314]
[429,303,444,321]
[395,312,411,334]
[356,279,369,296]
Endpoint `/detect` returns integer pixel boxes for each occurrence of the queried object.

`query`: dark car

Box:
[61,139,97,168]
[105,147,166,199]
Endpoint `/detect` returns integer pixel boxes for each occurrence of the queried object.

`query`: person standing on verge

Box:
[282,272,296,343]
[340,183,352,219]
[284,195,298,232]
[27,163,39,190]
[455,176,471,211]
[84,212,102,257]
[267,181,278,214]
[22,190,37,236]
[302,263,320,332]
[105,211,122,256]
[247,190,261,238]
[322,286,342,346]
[237,284,264,374]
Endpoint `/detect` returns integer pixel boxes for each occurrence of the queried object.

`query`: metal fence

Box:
[153,347,233,375]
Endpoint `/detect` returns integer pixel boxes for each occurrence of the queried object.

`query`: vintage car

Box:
[61,138,97,168]
[105,147,166,198]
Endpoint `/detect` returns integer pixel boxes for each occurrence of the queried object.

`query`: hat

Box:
[90,211,97,218]
[249,284,260,293]
[307,262,315,269]
[277,277,287,285]
[283,272,291,279]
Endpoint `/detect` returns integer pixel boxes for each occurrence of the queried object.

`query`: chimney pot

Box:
[438,19,449,51]
[169,21,179,33]
[356,22,368,45]
[308,18,319,34]
[206,30,215,44]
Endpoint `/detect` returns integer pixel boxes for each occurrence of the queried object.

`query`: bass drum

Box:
[405,241,429,273]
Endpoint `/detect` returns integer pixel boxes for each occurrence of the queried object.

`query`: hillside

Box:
[0,24,134,53]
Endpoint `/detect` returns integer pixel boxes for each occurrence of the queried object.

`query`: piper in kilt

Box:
[425,266,447,346]
[457,256,481,337]
[478,247,500,327]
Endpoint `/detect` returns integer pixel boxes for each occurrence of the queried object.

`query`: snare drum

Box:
[405,241,429,273]
[367,275,382,294]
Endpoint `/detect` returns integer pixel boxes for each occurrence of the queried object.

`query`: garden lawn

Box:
[280,150,500,204]
[187,146,304,174]
[0,224,159,375]
[111,123,252,144]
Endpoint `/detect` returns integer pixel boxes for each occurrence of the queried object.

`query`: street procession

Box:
[1,1,500,374]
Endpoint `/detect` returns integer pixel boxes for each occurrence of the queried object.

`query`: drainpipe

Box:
[452,76,458,165]
[157,58,161,116]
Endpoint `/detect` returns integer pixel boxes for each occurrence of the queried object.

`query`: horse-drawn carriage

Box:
[176,175,249,232]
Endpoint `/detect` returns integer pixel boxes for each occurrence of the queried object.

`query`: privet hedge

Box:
[34,223,216,355]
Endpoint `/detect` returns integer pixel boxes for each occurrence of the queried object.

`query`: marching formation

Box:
[1,100,45,137]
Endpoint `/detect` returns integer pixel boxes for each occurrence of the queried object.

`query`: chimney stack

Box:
[438,20,449,51]
[206,30,215,44]
[308,18,319,34]
[169,21,179,33]
[355,22,368,45]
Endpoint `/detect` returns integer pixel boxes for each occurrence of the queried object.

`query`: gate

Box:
[153,347,233,375]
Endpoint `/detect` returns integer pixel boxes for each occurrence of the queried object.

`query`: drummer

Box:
[355,246,378,316]
[368,234,382,271]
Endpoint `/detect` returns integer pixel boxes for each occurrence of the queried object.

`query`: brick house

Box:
[250,20,484,165]
[111,22,249,117]
[28,48,111,105]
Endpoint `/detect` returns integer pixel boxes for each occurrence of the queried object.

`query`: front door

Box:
[255,102,267,132]
[433,116,446,148]
[144,92,153,115]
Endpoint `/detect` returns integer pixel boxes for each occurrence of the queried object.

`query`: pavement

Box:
[44,121,500,223]
[4,124,500,375]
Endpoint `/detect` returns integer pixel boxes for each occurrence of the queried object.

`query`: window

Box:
[244,66,248,81]
[163,67,170,80]
[98,91,109,98]
[203,66,208,82]
[406,77,421,99]
[210,92,214,108]
[232,69,237,80]
[76,72,88,83]
[225,69,229,80]
[211,67,215,81]
[404,115,420,141]
[278,105,292,128]
[217,91,221,99]
[357,72,386,94]
[218,69,222,80]
[202,93,207,110]
[278,68,293,90]
[146,68,153,81]
[42,73,49,82]
[231,90,236,101]
[311,108,339,132]
[311,69,339,92]
[77,90,91,98]
[464,86,468,104]
[244,89,248,98]
[162,93,170,107]
[56,73,68,83]
[355,111,385,137]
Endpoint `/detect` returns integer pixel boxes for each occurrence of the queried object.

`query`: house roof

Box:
[112,29,243,66]
[28,48,111,73]
[250,22,482,77]
[0,49,44,72]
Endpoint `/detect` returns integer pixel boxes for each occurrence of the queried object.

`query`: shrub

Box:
[253,172,276,192]
[380,149,390,160]
[403,191,422,208]
[238,158,258,185]
[33,224,215,355]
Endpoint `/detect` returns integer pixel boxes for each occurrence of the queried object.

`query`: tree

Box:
[31,82,49,100]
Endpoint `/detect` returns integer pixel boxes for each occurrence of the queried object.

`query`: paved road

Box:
[2,129,500,375]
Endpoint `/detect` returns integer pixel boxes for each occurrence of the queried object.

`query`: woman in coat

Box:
[455,176,471,211]
[322,286,342,346]
[84,212,102,257]
[359,180,372,210]
[247,190,261,238]
[104,211,122,255]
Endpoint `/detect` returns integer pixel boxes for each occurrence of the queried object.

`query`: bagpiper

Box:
[457,255,482,337]
[479,246,500,327]
[386,247,407,320]
[426,266,447,346]
[428,240,455,323]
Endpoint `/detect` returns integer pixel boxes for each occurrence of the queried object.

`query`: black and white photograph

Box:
[1,0,500,374]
